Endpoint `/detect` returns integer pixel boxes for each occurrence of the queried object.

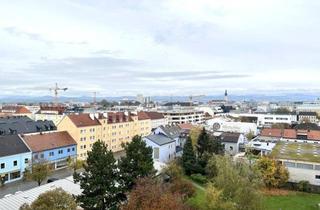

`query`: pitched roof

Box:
[137,112,151,120]
[158,125,181,139]
[0,116,56,136]
[38,106,66,115]
[260,128,282,137]
[178,123,194,131]
[68,114,101,127]
[294,123,320,130]
[220,132,241,143]
[141,112,164,120]
[107,112,132,124]
[308,130,320,140]
[22,131,77,152]
[1,106,31,114]
[283,129,297,139]
[299,112,317,116]
[145,134,175,146]
[0,135,30,157]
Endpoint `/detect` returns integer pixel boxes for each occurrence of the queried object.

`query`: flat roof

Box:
[270,141,320,163]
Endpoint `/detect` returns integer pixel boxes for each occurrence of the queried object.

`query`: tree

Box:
[205,155,218,179]
[273,107,291,114]
[189,126,202,148]
[182,137,198,175]
[246,131,255,140]
[255,156,289,189]
[67,157,84,172]
[118,135,154,191]
[121,177,193,210]
[202,183,236,210]
[74,140,125,210]
[20,188,77,210]
[213,156,263,210]
[24,162,51,186]
[196,128,210,157]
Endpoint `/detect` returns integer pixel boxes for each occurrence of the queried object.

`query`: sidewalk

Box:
[0,168,74,198]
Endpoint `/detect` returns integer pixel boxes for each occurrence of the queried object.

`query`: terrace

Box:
[270,141,320,163]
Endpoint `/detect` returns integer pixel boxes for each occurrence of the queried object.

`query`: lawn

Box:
[187,182,320,210]
[263,192,320,210]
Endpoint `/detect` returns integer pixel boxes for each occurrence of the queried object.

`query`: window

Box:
[40,154,44,159]
[67,148,71,152]
[24,158,29,164]
[34,154,38,159]
[13,160,17,166]
[10,171,21,180]
[316,175,320,179]
[84,145,87,149]
[58,150,63,154]
[1,163,5,169]
[49,151,54,156]
[72,147,75,151]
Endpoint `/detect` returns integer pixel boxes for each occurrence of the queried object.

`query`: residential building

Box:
[154,125,185,148]
[159,109,205,125]
[206,117,258,135]
[34,106,66,125]
[0,116,56,136]
[0,105,32,118]
[298,112,318,123]
[21,131,77,170]
[138,111,168,129]
[144,134,176,163]
[218,132,245,156]
[57,113,102,159]
[231,113,297,128]
[0,135,32,184]
[57,112,152,158]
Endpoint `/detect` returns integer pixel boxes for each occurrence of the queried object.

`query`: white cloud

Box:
[0,0,320,97]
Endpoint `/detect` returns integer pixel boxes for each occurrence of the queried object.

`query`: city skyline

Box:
[1,0,320,96]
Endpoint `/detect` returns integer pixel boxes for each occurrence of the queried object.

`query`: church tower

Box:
[224,90,228,102]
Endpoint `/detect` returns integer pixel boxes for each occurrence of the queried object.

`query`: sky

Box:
[0,0,320,97]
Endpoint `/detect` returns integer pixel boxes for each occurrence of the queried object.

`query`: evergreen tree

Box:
[197,128,210,157]
[118,135,154,191]
[182,137,197,175]
[74,140,125,210]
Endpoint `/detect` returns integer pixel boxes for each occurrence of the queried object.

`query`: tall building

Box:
[57,112,152,159]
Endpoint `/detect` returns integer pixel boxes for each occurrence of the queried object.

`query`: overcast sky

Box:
[1,0,320,97]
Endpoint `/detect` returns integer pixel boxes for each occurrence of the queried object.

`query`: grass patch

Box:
[187,186,206,209]
[263,191,320,210]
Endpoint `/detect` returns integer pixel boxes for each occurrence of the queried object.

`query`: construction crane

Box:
[49,83,68,105]
[189,95,205,106]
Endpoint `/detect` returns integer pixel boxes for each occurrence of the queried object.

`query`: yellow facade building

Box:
[57,112,151,159]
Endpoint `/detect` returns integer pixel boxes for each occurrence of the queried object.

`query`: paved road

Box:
[0,168,75,198]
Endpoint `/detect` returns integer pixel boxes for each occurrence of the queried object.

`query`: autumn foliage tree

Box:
[255,156,289,189]
[121,177,194,210]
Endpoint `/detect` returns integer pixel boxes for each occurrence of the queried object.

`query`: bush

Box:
[169,178,196,200]
[190,173,207,185]
[297,181,311,192]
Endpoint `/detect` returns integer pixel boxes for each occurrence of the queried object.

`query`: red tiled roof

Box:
[260,128,282,137]
[1,106,31,114]
[137,112,151,120]
[107,112,132,124]
[178,123,194,131]
[22,131,77,153]
[142,112,164,120]
[39,106,66,114]
[68,114,101,127]
[283,129,297,139]
[308,130,320,140]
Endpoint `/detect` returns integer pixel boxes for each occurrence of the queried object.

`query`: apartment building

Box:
[159,109,205,125]
[34,106,66,125]
[57,112,152,159]
[57,114,102,159]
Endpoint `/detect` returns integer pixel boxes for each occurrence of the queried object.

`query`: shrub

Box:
[169,178,196,200]
[190,173,207,185]
[297,180,311,192]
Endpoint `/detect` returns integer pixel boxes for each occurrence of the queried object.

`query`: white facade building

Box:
[230,113,297,127]
[206,117,258,135]
[160,109,205,125]
[144,134,176,163]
